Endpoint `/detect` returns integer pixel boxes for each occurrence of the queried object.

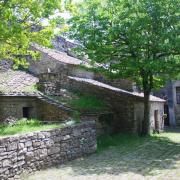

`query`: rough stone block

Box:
[2,159,11,167]
[25,141,32,147]
[7,143,17,151]
[18,143,25,150]
[0,122,96,179]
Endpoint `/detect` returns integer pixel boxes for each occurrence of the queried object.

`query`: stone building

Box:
[0,44,165,134]
[154,80,180,127]
[0,70,74,123]
[29,44,135,91]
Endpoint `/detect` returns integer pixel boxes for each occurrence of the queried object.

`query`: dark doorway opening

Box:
[164,105,170,126]
[154,110,159,131]
[23,107,32,119]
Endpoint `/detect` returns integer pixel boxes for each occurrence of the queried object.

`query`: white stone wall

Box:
[134,101,164,133]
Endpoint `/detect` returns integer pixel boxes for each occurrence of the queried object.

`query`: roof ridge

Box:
[68,76,165,102]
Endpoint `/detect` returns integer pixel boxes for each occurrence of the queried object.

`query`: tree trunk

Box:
[141,91,150,136]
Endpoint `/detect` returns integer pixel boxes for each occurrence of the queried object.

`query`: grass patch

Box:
[68,92,109,112]
[0,119,60,137]
[97,133,148,153]
[97,130,180,153]
[48,91,110,113]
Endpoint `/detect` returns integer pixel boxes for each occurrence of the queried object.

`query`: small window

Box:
[23,107,32,119]
[176,87,180,104]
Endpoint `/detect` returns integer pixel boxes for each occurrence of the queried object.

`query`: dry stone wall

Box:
[37,73,69,95]
[0,121,96,180]
[68,78,137,133]
[37,73,137,133]
[0,96,38,123]
[37,97,72,122]
[0,94,74,123]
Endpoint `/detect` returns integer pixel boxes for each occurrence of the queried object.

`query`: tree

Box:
[0,0,61,68]
[68,0,180,135]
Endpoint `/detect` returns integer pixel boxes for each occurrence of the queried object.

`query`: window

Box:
[176,87,180,104]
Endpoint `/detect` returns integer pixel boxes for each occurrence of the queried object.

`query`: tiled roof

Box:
[31,43,91,67]
[68,76,165,102]
[0,70,38,93]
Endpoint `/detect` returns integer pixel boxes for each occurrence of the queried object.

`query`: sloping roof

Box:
[0,70,38,94]
[68,76,165,102]
[31,43,91,67]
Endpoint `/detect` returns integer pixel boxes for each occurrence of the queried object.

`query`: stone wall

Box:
[68,77,165,134]
[67,77,137,133]
[29,48,134,91]
[37,72,134,95]
[172,81,180,126]
[0,121,96,180]
[154,80,180,126]
[94,73,134,91]
[0,96,38,123]
[37,97,72,122]
[37,74,154,134]
[0,95,72,123]
[134,102,164,133]
[37,73,69,95]
[28,49,70,75]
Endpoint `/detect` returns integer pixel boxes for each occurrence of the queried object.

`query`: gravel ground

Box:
[21,128,180,180]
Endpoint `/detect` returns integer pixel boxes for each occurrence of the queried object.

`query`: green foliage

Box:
[68,92,109,112]
[0,119,60,137]
[14,118,41,127]
[68,0,180,135]
[0,0,61,68]
[68,0,180,91]
[72,111,81,123]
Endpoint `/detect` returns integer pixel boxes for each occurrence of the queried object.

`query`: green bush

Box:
[72,111,81,123]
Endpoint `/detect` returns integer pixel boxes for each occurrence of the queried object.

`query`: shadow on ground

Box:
[23,128,180,179]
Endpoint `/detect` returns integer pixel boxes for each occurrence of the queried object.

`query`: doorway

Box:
[164,105,170,126]
[154,110,159,131]
[23,107,32,119]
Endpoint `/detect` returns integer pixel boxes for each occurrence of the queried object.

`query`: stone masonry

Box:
[0,121,96,180]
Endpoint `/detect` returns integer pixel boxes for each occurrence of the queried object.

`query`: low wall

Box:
[0,121,96,180]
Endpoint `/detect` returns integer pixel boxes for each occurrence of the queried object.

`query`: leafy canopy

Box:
[0,0,61,68]
[68,0,180,91]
